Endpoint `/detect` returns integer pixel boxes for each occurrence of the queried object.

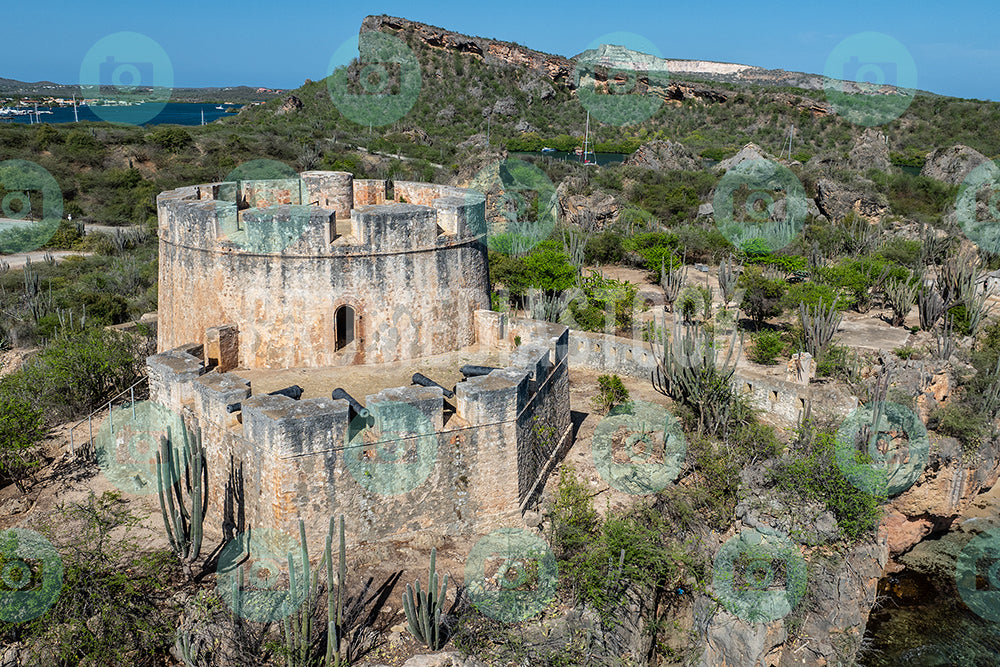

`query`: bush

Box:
[748,330,784,365]
[929,403,987,455]
[583,231,624,265]
[0,392,45,488]
[2,491,181,666]
[772,431,884,540]
[739,266,787,325]
[591,374,629,413]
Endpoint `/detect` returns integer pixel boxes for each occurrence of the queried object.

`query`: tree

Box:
[0,392,45,490]
[739,266,787,325]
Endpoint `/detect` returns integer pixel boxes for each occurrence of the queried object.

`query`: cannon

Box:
[411,372,455,398]
[459,364,500,378]
[331,387,369,419]
[226,385,304,413]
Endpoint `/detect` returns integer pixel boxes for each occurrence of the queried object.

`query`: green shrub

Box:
[748,330,784,365]
[583,231,624,265]
[772,431,884,540]
[738,266,787,325]
[0,392,45,488]
[591,374,629,413]
[929,403,987,455]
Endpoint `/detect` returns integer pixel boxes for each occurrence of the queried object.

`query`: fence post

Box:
[131,386,135,419]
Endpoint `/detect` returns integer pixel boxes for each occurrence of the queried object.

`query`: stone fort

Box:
[149,171,572,547]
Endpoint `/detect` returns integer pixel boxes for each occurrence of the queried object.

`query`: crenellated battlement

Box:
[155,171,486,256]
[145,310,572,545]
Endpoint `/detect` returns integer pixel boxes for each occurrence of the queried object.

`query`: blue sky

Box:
[4,0,999,101]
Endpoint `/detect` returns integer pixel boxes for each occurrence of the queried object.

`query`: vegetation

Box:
[591,374,629,414]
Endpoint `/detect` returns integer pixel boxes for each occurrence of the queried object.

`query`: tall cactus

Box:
[283,516,346,667]
[402,547,449,650]
[155,425,207,580]
[660,253,686,312]
[717,255,739,306]
[799,300,841,360]
[918,286,945,331]
[884,278,917,327]
[651,319,741,436]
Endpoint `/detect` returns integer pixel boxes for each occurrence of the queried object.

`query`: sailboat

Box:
[580,110,597,166]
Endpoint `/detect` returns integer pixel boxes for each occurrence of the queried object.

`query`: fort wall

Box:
[156,173,491,369]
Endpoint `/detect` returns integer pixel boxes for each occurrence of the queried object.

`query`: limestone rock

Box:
[849,128,891,172]
[518,75,555,101]
[716,143,774,172]
[815,178,888,221]
[624,140,700,172]
[487,96,517,117]
[921,144,989,185]
[275,94,303,116]
[402,652,486,667]
[556,181,621,229]
[435,105,455,123]
[514,119,537,133]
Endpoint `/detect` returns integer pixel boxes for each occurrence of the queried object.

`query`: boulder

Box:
[815,178,888,221]
[921,145,989,185]
[487,96,517,117]
[275,94,303,116]
[716,143,774,172]
[518,75,555,101]
[514,119,537,133]
[849,128,891,172]
[624,140,700,172]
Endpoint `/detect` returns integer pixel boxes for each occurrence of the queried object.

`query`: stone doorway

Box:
[335,305,356,351]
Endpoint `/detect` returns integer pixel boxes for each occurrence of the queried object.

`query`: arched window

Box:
[335,305,356,351]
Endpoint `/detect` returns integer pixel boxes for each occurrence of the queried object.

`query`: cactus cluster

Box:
[155,425,207,580]
[883,279,917,327]
[651,319,741,436]
[402,547,449,650]
[799,300,841,360]
[282,516,347,667]
[660,253,686,311]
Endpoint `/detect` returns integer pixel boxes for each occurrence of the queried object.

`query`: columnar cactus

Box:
[155,425,206,580]
[402,547,449,650]
[799,300,841,360]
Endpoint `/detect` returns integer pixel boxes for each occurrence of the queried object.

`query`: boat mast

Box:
[73,95,79,122]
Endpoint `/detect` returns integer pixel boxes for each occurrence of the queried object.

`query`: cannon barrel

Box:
[331,388,369,419]
[411,372,455,398]
[460,364,499,378]
[226,384,305,413]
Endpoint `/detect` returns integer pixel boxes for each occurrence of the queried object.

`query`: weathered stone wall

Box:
[156,174,490,369]
[567,328,857,426]
[146,312,570,548]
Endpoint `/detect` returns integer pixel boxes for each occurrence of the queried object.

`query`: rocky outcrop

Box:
[716,143,774,171]
[815,178,889,221]
[624,140,700,172]
[921,145,989,185]
[518,75,555,101]
[850,128,892,172]
[557,187,621,229]
[275,94,302,115]
[362,15,574,84]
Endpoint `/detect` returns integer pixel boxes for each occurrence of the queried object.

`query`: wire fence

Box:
[66,376,149,460]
